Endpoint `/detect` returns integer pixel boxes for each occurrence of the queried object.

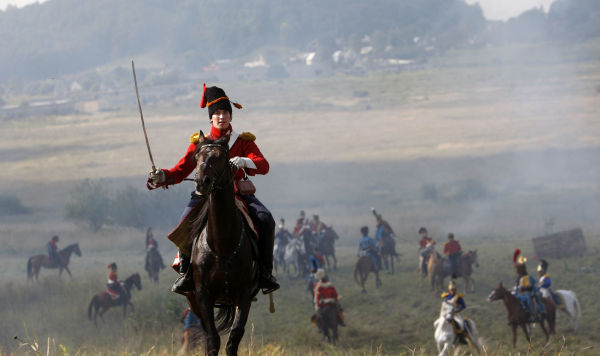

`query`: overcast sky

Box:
[1,0,557,21]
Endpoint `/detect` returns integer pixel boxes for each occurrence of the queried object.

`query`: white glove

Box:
[229,156,257,170]
[148,169,166,184]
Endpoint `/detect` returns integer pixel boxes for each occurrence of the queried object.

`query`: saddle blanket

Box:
[106,289,120,300]
[168,195,258,256]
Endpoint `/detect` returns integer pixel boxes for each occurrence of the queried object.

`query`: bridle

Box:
[195,143,234,193]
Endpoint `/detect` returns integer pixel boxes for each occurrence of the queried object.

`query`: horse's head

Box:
[131,273,142,291]
[61,243,82,257]
[328,227,339,240]
[194,132,232,195]
[73,243,82,257]
[487,282,506,302]
[468,250,479,268]
[440,300,455,320]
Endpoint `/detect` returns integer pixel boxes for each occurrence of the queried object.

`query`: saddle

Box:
[106,287,121,300]
[167,196,258,256]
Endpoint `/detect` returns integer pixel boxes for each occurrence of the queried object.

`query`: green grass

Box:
[1,237,599,355]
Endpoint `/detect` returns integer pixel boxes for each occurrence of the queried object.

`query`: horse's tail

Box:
[88,295,98,320]
[27,257,33,280]
[215,305,236,333]
[353,259,361,285]
[572,292,582,320]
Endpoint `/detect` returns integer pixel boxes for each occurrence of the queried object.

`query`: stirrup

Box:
[260,274,280,294]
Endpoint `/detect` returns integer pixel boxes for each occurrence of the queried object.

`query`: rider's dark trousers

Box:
[240,194,276,273]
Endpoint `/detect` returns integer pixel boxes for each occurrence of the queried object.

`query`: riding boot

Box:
[258,227,280,294]
[172,252,195,295]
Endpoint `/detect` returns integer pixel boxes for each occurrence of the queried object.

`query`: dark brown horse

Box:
[429,250,479,293]
[312,305,340,344]
[146,248,162,283]
[353,256,382,293]
[317,227,339,270]
[27,243,82,282]
[186,135,260,356]
[487,283,556,347]
[87,273,142,327]
[379,236,398,274]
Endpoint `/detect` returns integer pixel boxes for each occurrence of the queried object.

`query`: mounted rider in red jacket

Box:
[147,85,279,295]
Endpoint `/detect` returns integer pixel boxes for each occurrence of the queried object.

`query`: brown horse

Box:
[429,250,479,293]
[379,236,398,274]
[487,283,556,347]
[186,135,260,356]
[317,227,339,270]
[27,243,82,282]
[87,273,142,327]
[145,247,163,283]
[353,256,382,293]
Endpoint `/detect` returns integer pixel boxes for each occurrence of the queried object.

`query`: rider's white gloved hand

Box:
[148,169,166,184]
[229,156,257,170]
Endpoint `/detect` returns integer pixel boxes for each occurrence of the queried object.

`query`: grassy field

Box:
[1,236,599,355]
[1,41,600,355]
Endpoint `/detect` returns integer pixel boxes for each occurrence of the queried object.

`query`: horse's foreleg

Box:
[511,324,518,348]
[520,323,530,347]
[332,254,337,270]
[375,271,382,288]
[226,294,251,356]
[64,266,73,279]
[189,293,220,356]
[538,319,549,343]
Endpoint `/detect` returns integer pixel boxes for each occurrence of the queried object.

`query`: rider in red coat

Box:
[148,85,279,295]
[313,269,345,326]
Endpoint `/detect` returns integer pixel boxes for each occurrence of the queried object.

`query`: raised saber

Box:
[132,60,156,171]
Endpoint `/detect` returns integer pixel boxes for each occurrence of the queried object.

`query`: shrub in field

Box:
[65,179,111,231]
[65,179,190,231]
[0,193,31,215]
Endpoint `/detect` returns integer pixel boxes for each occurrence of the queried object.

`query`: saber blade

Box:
[132,60,156,171]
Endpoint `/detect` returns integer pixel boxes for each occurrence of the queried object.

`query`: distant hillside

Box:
[0,0,598,82]
[0,0,486,81]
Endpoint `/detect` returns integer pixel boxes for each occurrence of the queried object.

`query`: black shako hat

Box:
[200,83,242,119]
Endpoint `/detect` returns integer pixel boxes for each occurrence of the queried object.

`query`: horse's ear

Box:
[499,281,503,287]
[198,130,206,143]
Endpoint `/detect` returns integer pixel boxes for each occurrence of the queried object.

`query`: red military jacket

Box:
[419,237,435,249]
[108,270,118,284]
[443,239,462,255]
[313,281,338,308]
[160,126,269,186]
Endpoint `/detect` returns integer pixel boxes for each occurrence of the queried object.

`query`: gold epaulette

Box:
[456,293,463,299]
[441,292,449,298]
[190,132,207,144]
[239,131,256,141]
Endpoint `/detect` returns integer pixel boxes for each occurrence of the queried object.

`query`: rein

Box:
[195,143,235,193]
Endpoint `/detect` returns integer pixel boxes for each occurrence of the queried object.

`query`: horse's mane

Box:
[60,243,78,252]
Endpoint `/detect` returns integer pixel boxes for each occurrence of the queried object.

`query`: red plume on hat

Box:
[513,248,521,265]
[200,83,207,108]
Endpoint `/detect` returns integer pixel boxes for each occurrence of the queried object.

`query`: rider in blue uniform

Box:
[357,226,381,270]
[513,249,545,322]
[537,259,562,306]
[441,280,470,344]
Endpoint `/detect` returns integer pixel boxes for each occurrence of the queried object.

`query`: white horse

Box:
[539,288,581,331]
[433,301,481,356]
[284,238,305,278]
